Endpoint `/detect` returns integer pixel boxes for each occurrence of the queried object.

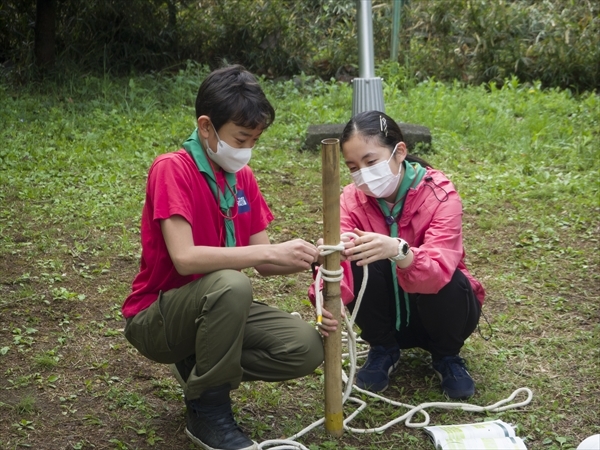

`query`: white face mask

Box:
[205,124,252,173]
[351,144,401,198]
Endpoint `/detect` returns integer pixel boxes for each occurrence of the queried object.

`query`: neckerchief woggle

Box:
[376,160,427,331]
[182,128,237,248]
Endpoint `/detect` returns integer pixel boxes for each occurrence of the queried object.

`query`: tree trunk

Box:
[35,0,57,68]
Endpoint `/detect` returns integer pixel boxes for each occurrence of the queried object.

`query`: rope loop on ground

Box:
[257,233,533,449]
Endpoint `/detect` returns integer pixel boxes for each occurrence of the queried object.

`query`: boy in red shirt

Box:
[123,65,323,450]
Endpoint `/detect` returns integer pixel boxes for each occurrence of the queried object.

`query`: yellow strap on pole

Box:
[321,138,343,437]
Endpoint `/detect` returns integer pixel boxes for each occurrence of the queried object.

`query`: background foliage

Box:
[1,0,598,90]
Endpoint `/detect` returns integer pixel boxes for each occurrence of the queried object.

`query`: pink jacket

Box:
[311,168,485,306]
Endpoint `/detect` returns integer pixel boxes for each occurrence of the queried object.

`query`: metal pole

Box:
[357,0,375,78]
[390,0,402,61]
[321,138,343,437]
[353,0,385,115]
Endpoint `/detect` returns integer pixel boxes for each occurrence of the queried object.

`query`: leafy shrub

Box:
[399,0,599,91]
[0,0,597,90]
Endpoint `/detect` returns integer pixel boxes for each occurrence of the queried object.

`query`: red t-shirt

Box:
[122,149,274,318]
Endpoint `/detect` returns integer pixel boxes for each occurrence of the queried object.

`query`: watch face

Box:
[401,242,409,255]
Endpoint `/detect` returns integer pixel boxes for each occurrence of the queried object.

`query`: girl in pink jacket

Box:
[317,110,485,399]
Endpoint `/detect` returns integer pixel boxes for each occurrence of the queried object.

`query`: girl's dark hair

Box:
[195,64,275,132]
[340,110,431,167]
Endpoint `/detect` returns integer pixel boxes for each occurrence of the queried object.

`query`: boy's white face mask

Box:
[351,144,401,198]
[205,124,252,173]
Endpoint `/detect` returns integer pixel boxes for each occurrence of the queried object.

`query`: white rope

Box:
[314,232,362,327]
[257,236,533,449]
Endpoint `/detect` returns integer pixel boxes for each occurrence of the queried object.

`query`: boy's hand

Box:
[273,239,319,271]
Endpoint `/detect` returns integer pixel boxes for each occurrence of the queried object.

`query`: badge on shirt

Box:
[236,189,250,213]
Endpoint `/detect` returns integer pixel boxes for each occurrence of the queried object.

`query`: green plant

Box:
[13,394,37,415]
[33,349,60,369]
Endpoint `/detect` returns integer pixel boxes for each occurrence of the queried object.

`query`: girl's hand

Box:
[343,228,398,266]
[339,234,352,262]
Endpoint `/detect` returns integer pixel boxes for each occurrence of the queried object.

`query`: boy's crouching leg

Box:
[241,304,324,382]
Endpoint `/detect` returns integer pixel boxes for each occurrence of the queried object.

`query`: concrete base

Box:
[304,122,432,151]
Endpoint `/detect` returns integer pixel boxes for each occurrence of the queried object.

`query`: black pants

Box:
[347,260,481,361]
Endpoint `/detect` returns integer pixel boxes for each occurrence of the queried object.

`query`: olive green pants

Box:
[124,270,324,400]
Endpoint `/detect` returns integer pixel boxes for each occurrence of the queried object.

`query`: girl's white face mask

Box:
[206,124,252,173]
[351,144,401,198]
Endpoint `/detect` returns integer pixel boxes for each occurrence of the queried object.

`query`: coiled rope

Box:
[257,233,533,449]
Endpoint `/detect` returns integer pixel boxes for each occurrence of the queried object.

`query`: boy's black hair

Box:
[195,64,275,132]
[340,110,432,168]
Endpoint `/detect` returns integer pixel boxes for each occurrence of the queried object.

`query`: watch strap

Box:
[389,238,410,262]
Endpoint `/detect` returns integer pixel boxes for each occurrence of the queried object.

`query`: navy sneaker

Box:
[432,355,475,399]
[355,345,401,392]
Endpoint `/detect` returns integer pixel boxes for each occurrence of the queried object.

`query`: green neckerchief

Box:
[182,128,237,247]
[376,160,427,331]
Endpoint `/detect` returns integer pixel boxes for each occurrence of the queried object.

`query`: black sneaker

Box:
[185,384,257,450]
[432,355,475,399]
[355,345,401,392]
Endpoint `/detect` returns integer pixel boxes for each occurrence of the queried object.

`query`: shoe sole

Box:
[185,428,259,450]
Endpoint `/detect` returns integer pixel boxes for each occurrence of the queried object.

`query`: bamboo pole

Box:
[320,138,343,437]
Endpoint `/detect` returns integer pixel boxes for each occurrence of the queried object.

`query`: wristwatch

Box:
[389,238,410,262]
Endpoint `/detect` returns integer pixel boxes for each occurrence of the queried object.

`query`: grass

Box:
[0,67,598,449]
